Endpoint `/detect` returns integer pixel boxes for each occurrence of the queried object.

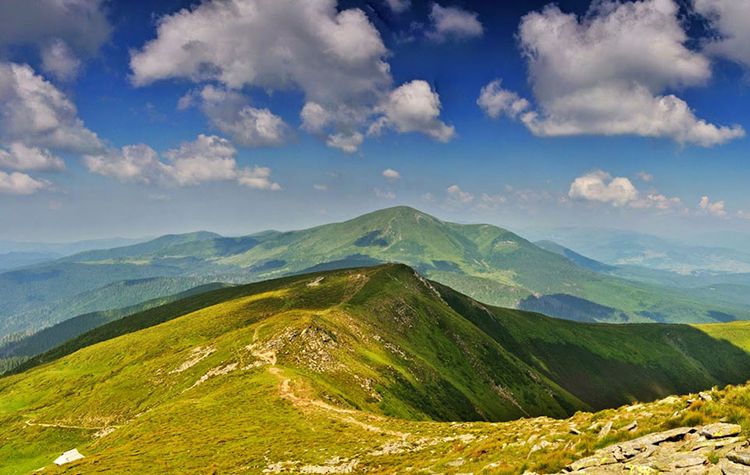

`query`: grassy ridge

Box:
[3,265,750,472]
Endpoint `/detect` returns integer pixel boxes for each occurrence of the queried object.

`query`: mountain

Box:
[2,206,749,341]
[0,251,60,272]
[0,237,147,256]
[535,240,616,273]
[3,264,750,473]
[0,282,227,372]
[528,226,750,274]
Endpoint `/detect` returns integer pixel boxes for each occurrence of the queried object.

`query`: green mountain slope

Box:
[3,265,750,473]
[2,207,748,341]
[0,282,227,372]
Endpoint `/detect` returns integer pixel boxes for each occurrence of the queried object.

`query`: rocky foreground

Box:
[550,422,750,474]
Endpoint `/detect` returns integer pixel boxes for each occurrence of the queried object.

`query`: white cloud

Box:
[130,0,390,153]
[631,193,683,211]
[426,3,483,43]
[0,143,65,172]
[382,168,401,180]
[482,0,744,147]
[0,170,50,195]
[569,169,685,211]
[131,0,453,153]
[84,144,165,184]
[40,39,81,81]
[446,184,474,204]
[84,134,281,190]
[699,195,727,217]
[477,192,507,210]
[0,0,111,80]
[384,0,410,13]
[0,62,102,153]
[237,166,282,191]
[186,86,288,147]
[326,132,364,154]
[374,188,396,200]
[569,170,639,207]
[477,80,531,119]
[638,171,654,182]
[694,0,750,70]
[313,184,328,191]
[370,80,455,142]
[162,135,240,186]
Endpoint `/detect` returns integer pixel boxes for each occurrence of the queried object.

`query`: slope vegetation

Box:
[2,208,748,341]
[3,265,750,473]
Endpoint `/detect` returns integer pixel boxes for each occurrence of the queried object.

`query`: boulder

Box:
[701,423,742,439]
[54,448,84,466]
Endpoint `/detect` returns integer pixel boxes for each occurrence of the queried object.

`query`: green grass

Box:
[3,264,750,473]
[3,206,748,343]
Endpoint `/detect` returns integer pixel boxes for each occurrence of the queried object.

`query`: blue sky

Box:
[0,0,748,241]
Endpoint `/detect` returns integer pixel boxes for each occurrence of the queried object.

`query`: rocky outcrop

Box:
[554,423,750,474]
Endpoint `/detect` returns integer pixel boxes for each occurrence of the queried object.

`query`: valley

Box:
[2,207,748,355]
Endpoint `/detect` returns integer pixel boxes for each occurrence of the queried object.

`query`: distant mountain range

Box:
[4,264,750,472]
[527,226,750,274]
[1,206,749,344]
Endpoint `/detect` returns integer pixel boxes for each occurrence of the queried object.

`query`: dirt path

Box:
[25,420,111,431]
[250,334,409,440]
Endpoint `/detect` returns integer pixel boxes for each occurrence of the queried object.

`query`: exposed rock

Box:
[556,423,747,474]
[727,449,750,467]
[598,421,613,439]
[701,423,742,439]
[623,421,638,432]
[53,448,84,466]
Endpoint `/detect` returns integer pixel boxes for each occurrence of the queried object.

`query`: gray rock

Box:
[727,450,750,467]
[716,458,750,475]
[701,423,742,439]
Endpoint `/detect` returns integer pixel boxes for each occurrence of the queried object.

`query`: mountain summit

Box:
[1,207,747,342]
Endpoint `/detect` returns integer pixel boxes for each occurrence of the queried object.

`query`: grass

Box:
[3,206,749,345]
[3,264,750,473]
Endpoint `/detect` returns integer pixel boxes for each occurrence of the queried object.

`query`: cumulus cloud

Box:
[569,169,684,211]
[0,143,65,172]
[84,144,165,184]
[183,86,288,147]
[382,168,401,180]
[384,0,410,13]
[0,62,102,153]
[699,195,727,217]
[694,0,750,70]
[369,80,455,142]
[84,134,280,190]
[0,170,50,195]
[477,80,531,119]
[569,170,639,207]
[446,184,474,204]
[631,193,683,211]
[0,0,111,80]
[480,0,744,147]
[40,39,82,82]
[130,0,390,152]
[326,132,364,154]
[426,3,483,43]
[131,0,452,152]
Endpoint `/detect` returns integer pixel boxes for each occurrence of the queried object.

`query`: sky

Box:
[0,0,749,242]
